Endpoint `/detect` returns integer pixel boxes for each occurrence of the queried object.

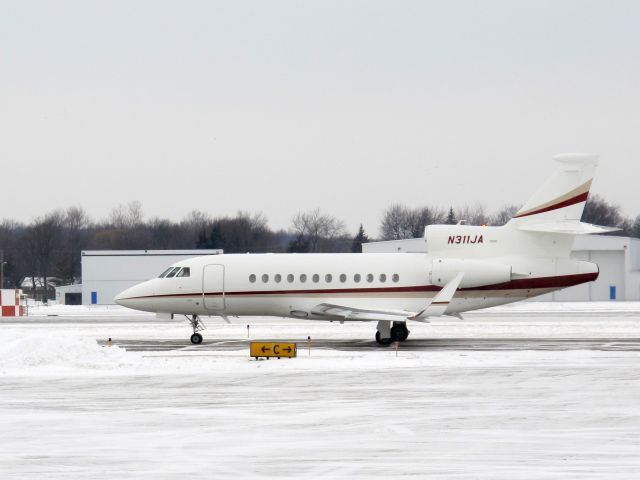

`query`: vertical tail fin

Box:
[507,153,598,227]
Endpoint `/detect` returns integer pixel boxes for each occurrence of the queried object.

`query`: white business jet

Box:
[115,154,614,345]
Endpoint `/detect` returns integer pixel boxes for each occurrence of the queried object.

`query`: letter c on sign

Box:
[273,345,280,355]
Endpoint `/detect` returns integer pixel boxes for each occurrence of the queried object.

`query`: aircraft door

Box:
[202,264,225,310]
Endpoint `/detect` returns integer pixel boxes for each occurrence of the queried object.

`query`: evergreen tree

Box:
[196,228,211,248]
[446,207,456,225]
[631,215,640,239]
[351,224,369,253]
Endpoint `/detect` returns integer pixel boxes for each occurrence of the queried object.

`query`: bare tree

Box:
[455,204,489,226]
[291,209,346,252]
[582,195,623,228]
[103,201,147,248]
[198,211,279,253]
[0,219,25,288]
[408,206,446,237]
[380,204,412,240]
[178,210,212,249]
[489,205,520,226]
[110,200,144,228]
[57,206,91,283]
[27,211,64,300]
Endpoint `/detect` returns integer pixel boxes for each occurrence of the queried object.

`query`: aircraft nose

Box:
[114,280,159,312]
[114,286,136,308]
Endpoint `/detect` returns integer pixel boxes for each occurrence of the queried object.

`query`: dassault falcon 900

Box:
[115,154,615,345]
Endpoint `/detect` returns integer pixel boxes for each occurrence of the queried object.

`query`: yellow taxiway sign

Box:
[250,342,297,359]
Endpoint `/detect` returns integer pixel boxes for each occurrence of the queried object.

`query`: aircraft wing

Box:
[310,273,466,323]
[310,303,416,322]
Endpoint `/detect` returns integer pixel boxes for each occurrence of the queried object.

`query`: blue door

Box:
[609,286,616,300]
[91,291,98,304]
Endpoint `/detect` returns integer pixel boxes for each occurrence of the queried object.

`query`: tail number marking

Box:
[448,235,484,245]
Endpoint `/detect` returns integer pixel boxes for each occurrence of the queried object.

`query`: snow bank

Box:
[25,304,151,317]
[0,334,140,374]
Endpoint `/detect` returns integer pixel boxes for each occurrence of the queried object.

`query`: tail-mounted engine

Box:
[431,258,511,288]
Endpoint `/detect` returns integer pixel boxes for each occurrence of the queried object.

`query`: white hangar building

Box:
[81,250,222,305]
[363,235,640,301]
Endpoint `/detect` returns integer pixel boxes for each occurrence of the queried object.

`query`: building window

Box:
[274,274,282,283]
[366,273,374,283]
[325,274,332,283]
[339,274,347,283]
[392,273,399,283]
[312,274,320,283]
[379,273,386,283]
[354,274,361,283]
[300,274,307,283]
[262,274,269,283]
[249,274,256,283]
[287,274,294,283]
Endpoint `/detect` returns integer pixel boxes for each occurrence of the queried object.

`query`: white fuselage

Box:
[114,155,606,340]
[114,243,598,321]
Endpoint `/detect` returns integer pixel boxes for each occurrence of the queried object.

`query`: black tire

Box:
[190,333,203,344]
[391,323,410,342]
[375,331,392,346]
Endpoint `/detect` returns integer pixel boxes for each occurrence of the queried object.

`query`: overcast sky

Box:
[2,0,639,234]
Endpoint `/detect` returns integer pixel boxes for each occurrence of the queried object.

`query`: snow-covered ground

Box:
[1,304,640,479]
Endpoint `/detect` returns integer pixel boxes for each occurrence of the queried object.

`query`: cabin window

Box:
[312,274,320,283]
[249,274,256,283]
[158,267,173,278]
[300,274,307,283]
[339,274,347,283]
[325,274,332,283]
[274,274,282,283]
[392,273,399,283]
[176,267,190,278]
[262,274,269,283]
[287,274,294,283]
[366,273,374,283]
[166,267,181,278]
[354,273,361,283]
[379,273,386,283]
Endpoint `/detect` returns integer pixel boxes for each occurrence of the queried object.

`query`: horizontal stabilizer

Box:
[518,221,621,235]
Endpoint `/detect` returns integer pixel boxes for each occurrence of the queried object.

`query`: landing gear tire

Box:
[375,331,393,346]
[390,323,410,342]
[187,314,205,344]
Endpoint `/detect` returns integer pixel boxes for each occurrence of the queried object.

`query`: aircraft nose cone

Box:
[113,281,157,312]
[113,287,135,308]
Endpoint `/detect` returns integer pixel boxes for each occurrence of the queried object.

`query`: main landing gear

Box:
[375,321,409,346]
[188,314,205,344]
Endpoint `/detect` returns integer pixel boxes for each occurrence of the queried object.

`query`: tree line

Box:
[0,196,638,293]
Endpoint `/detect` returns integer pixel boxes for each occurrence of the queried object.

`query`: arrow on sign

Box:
[283,346,292,353]
[261,346,271,353]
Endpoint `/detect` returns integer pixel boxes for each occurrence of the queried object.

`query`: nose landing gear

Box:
[375,321,410,345]
[187,314,206,344]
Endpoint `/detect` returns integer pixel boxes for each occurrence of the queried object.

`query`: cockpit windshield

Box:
[158,267,174,278]
[175,267,191,278]
[165,267,181,278]
[158,266,191,278]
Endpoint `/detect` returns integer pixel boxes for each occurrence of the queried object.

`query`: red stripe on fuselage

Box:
[121,272,598,301]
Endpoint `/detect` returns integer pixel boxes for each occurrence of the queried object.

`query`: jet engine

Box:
[431,258,511,288]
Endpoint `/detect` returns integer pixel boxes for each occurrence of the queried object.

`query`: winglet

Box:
[411,272,464,320]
